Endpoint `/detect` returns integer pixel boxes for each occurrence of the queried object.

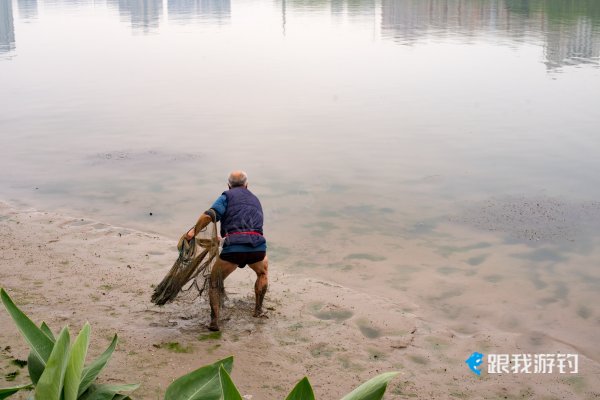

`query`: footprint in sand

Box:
[309,342,336,358]
[356,318,382,339]
[308,302,353,322]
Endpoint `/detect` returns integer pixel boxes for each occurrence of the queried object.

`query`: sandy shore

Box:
[1,201,598,399]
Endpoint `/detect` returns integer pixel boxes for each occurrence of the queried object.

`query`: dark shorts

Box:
[219,251,266,269]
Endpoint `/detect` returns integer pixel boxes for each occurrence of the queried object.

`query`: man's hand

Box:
[185,227,195,240]
[186,212,213,241]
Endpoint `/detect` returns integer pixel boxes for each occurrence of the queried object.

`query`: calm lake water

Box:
[1,0,600,364]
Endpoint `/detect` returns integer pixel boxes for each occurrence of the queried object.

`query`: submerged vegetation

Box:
[1,288,398,399]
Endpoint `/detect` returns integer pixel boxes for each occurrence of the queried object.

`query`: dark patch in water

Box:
[268,244,292,263]
[524,331,547,347]
[66,219,92,226]
[483,274,503,283]
[513,248,568,263]
[344,253,386,262]
[326,184,348,193]
[429,289,464,304]
[440,305,461,319]
[91,150,202,165]
[573,271,600,286]
[437,266,460,275]
[295,260,319,269]
[314,309,353,322]
[305,221,338,233]
[577,305,592,319]
[326,263,355,271]
[437,242,492,257]
[526,269,548,290]
[318,209,340,217]
[466,254,488,266]
[341,204,376,217]
[408,220,438,235]
[454,196,600,243]
[553,281,569,301]
[394,264,421,276]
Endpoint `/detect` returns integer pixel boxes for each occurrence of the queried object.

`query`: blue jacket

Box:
[210,187,267,253]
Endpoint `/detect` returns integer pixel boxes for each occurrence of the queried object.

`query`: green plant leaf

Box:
[28,322,58,385]
[285,377,315,400]
[218,365,242,400]
[164,356,233,400]
[112,395,132,400]
[64,323,91,400]
[340,372,399,400]
[40,322,56,342]
[0,383,33,399]
[34,327,71,400]
[0,289,54,366]
[78,383,139,400]
[27,350,45,385]
[78,334,118,397]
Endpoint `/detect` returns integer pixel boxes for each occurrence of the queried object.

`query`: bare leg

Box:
[249,255,269,318]
[208,257,237,331]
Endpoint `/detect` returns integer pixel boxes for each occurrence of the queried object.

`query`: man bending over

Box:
[186,170,268,331]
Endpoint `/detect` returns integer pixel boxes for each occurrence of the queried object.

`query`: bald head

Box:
[228,170,248,188]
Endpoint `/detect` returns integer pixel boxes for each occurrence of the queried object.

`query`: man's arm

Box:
[185,213,213,240]
[185,194,227,240]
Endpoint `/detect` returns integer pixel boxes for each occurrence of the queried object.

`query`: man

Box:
[186,170,268,331]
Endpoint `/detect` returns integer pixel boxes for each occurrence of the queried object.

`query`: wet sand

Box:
[1,201,599,399]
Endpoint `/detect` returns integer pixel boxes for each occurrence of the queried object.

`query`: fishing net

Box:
[151,214,221,306]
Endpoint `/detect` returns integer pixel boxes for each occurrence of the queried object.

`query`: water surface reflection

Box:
[108,0,163,33]
[2,0,600,70]
[168,0,231,24]
[17,0,38,19]
[0,0,15,53]
[381,0,600,69]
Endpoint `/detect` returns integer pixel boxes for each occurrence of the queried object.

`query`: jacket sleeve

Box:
[209,194,228,222]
